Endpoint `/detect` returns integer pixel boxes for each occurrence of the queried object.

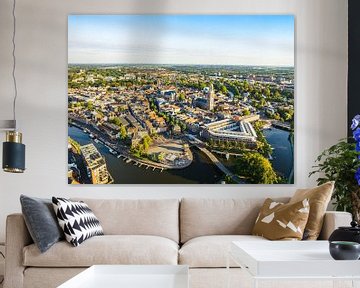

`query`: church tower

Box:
[207,83,215,111]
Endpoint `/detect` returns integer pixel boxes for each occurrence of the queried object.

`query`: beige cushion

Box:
[23,235,179,267]
[290,181,334,240]
[72,198,179,243]
[180,198,289,243]
[252,198,310,240]
[179,235,267,268]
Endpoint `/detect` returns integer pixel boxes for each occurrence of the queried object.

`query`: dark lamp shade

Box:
[2,141,25,173]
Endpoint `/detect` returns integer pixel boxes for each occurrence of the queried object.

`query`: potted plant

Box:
[309,115,360,222]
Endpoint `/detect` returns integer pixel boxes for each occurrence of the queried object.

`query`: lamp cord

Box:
[11,0,18,129]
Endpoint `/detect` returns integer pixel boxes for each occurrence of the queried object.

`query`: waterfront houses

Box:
[80,144,114,184]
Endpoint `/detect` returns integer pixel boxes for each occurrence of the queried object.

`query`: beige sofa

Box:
[4,198,352,288]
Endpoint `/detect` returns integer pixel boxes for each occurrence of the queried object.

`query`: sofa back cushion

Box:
[180,198,289,243]
[72,198,179,243]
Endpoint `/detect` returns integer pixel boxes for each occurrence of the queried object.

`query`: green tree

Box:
[86,101,94,111]
[142,135,152,153]
[243,109,250,116]
[110,117,121,126]
[179,122,186,132]
[235,152,279,184]
[178,92,185,102]
[120,125,127,140]
[220,85,228,95]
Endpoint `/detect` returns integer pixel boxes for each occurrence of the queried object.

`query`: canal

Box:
[69,126,223,184]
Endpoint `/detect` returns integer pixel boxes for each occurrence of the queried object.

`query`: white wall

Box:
[0,0,348,242]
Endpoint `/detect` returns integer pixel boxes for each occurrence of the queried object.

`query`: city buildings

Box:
[80,143,114,184]
[202,119,258,146]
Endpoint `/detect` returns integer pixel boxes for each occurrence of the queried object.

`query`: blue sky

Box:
[68,15,294,66]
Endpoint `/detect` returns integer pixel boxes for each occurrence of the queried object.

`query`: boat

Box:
[89,133,95,139]
[109,148,117,155]
[86,167,91,178]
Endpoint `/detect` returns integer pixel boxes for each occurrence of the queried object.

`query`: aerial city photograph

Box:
[67,15,294,184]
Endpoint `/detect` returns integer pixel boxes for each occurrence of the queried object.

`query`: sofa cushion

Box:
[52,197,104,247]
[290,181,334,240]
[179,235,267,268]
[20,195,64,253]
[252,198,310,240]
[72,199,179,243]
[180,198,289,243]
[23,235,179,267]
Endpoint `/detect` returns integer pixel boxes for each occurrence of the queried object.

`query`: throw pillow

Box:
[52,197,104,247]
[289,181,334,240]
[252,198,310,240]
[20,195,64,253]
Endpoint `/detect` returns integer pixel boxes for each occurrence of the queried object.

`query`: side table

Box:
[227,241,360,288]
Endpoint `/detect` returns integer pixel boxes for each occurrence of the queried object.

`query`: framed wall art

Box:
[67,15,294,184]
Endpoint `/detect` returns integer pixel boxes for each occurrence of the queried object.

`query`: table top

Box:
[58,265,189,288]
[231,240,360,278]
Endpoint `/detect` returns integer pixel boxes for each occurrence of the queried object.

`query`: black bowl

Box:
[329,241,360,260]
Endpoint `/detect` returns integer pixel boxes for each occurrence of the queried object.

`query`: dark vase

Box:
[329,241,360,260]
[328,221,360,244]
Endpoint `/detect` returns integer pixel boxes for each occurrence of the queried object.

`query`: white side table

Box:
[228,241,360,288]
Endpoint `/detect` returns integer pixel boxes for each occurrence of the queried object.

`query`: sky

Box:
[68,15,294,66]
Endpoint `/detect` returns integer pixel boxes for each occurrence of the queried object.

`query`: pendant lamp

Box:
[1,0,26,173]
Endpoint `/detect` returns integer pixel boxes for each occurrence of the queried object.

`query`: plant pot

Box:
[329,221,360,244]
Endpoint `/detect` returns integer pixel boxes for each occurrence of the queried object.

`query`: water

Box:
[263,128,294,182]
[68,126,293,184]
[68,126,223,184]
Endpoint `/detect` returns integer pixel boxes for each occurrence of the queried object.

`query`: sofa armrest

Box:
[318,211,352,240]
[4,214,32,288]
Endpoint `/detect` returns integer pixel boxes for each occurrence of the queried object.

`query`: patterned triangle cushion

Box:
[52,197,104,247]
[252,198,310,240]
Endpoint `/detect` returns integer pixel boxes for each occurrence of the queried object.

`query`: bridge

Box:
[272,121,291,131]
[185,134,245,184]
[211,150,243,158]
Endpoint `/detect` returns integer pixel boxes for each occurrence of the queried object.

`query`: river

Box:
[68,126,293,184]
[263,128,294,183]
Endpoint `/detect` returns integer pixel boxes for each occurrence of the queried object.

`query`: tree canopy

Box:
[235,152,279,184]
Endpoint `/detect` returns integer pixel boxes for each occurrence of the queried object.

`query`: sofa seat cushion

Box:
[179,235,267,268]
[23,235,179,267]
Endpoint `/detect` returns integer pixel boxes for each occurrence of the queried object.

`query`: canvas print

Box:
[68,15,294,184]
